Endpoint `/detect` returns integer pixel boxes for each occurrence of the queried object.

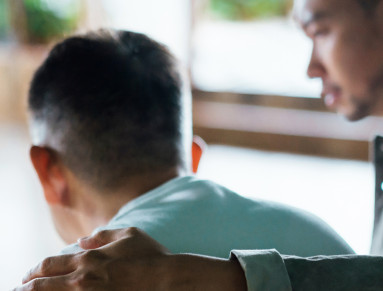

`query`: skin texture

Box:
[14,228,247,291]
[294,0,383,120]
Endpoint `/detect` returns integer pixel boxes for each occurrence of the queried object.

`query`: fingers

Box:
[22,254,79,284]
[78,227,168,256]
[14,275,69,291]
[79,227,137,249]
[97,228,170,258]
[15,228,170,291]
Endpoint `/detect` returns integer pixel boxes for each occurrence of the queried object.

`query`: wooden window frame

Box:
[192,89,383,161]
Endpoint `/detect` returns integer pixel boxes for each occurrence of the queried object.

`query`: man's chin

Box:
[341,108,370,122]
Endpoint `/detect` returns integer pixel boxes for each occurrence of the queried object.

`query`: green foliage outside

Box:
[0,0,10,40]
[210,0,293,20]
[22,0,80,43]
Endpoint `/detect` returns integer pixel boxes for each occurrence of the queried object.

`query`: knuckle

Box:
[81,250,98,263]
[95,229,109,240]
[29,278,41,291]
[39,257,53,274]
[80,249,106,264]
[72,271,99,288]
[125,226,141,236]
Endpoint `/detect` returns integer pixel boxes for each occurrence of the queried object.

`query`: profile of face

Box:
[294,0,383,120]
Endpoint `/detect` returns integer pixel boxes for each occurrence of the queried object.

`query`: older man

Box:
[14,0,383,290]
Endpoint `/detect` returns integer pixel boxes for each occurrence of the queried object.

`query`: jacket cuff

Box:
[230,249,292,291]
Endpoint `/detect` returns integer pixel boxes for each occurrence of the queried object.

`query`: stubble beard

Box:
[346,67,383,121]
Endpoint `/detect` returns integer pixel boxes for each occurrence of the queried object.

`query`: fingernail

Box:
[77,236,89,243]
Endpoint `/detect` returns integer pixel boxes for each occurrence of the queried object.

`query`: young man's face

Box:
[294,0,383,120]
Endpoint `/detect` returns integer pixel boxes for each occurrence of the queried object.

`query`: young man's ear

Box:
[192,136,207,174]
[30,145,68,205]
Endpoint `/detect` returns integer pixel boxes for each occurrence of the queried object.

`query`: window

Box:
[101,0,191,66]
[191,0,321,97]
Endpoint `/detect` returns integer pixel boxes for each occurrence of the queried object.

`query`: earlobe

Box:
[30,146,67,205]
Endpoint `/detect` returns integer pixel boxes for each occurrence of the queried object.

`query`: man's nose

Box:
[306,49,326,79]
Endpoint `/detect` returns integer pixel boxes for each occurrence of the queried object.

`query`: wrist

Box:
[165,254,247,291]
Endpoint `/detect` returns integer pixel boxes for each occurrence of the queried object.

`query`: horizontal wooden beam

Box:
[193,126,369,161]
[192,98,383,160]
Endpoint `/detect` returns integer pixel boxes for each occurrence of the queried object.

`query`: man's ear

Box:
[192,136,207,173]
[30,146,68,206]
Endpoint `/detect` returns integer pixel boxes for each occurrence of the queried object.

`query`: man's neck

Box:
[74,166,186,236]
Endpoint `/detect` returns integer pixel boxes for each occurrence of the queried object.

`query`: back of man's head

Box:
[29,30,184,191]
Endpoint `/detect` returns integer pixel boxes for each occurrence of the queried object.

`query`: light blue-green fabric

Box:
[231,249,292,291]
[62,176,354,257]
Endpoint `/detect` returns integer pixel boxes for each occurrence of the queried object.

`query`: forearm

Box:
[20,227,383,291]
[166,254,247,291]
[228,251,383,291]
[284,255,383,291]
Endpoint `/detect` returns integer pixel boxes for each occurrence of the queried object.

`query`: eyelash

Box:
[314,30,325,37]
[312,28,328,38]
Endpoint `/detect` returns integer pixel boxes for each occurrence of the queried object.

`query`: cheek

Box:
[346,29,377,73]
[326,32,373,92]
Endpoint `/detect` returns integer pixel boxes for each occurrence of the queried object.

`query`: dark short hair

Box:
[29,30,184,190]
[356,0,381,11]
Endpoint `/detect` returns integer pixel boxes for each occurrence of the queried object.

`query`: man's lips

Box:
[321,83,342,108]
[323,92,339,107]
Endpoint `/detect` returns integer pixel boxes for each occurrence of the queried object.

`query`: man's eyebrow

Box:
[301,11,331,29]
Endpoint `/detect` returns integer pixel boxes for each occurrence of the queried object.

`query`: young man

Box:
[15,0,383,290]
[296,0,383,256]
[19,26,352,283]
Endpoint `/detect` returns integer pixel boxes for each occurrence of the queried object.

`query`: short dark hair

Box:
[356,0,381,11]
[29,30,184,190]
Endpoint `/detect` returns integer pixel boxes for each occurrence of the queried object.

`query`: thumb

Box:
[78,228,128,249]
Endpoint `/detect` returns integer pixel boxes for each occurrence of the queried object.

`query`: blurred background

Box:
[0,0,382,289]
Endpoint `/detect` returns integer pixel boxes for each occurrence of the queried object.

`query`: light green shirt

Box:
[62,176,353,258]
